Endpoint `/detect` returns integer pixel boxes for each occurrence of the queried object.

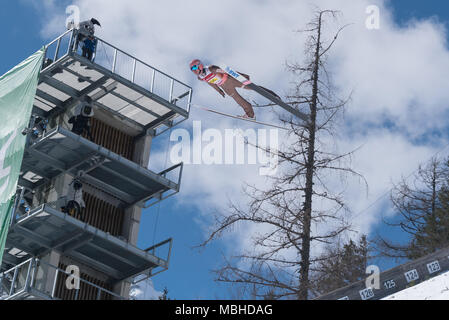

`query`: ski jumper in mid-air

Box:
[190,59,280,120]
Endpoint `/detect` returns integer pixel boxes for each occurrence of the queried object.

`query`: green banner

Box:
[0,48,45,265]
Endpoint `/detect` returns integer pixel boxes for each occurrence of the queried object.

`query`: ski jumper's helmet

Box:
[190,59,203,72]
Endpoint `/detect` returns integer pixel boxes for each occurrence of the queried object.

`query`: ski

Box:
[192,104,288,130]
[221,65,310,123]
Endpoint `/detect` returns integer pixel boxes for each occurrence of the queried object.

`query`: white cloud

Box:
[333,15,449,138]
[338,129,442,235]
[129,275,163,300]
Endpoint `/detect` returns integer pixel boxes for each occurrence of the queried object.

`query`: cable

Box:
[351,140,449,222]
[152,127,173,248]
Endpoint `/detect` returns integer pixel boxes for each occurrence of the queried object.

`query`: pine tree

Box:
[408,186,449,259]
[158,287,170,300]
[313,236,369,295]
[378,157,449,260]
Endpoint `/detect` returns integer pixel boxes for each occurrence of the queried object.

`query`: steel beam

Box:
[41,75,80,99]
[61,63,163,119]
[87,242,141,268]
[99,165,154,192]
[17,178,38,191]
[60,234,94,253]
[39,55,72,84]
[20,165,52,182]
[5,239,44,257]
[51,230,85,250]
[46,75,110,119]
[36,89,64,107]
[13,226,53,249]
[113,90,162,119]
[67,251,122,280]
[92,100,145,131]
[27,149,67,172]
[80,174,135,204]
[2,253,23,266]
[137,111,176,139]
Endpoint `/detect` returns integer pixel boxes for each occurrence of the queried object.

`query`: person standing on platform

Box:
[74,18,101,51]
[82,35,97,61]
[69,99,95,141]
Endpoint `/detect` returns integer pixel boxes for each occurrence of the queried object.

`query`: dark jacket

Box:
[69,115,93,140]
[83,38,97,52]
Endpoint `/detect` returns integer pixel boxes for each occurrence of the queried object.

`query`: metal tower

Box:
[0,29,192,300]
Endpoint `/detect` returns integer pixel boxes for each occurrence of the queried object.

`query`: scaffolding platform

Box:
[20,126,182,207]
[0,258,127,300]
[5,204,172,282]
[35,29,192,137]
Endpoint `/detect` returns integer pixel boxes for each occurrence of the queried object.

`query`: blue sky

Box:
[388,0,449,25]
[2,0,449,299]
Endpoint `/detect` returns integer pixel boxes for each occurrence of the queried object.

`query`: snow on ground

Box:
[383,271,449,300]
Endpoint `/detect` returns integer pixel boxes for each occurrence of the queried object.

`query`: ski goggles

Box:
[191,65,199,71]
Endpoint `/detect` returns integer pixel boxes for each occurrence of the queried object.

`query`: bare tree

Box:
[200,10,364,300]
[377,157,449,260]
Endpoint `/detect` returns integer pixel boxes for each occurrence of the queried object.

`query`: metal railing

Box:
[0,258,125,300]
[0,258,33,300]
[145,238,173,271]
[159,162,184,190]
[43,29,192,114]
[132,238,173,285]
[143,162,184,208]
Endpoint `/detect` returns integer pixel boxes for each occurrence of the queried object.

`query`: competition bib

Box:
[199,67,227,85]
